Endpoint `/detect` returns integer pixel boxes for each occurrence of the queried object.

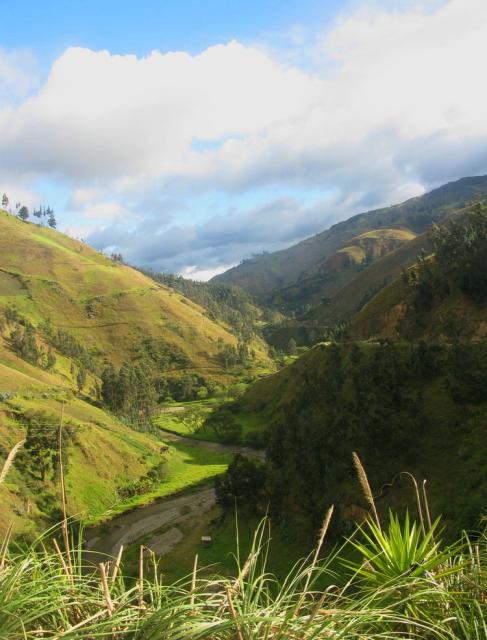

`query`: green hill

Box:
[231,340,487,534]
[268,228,416,314]
[0,212,271,536]
[0,210,272,377]
[223,206,487,535]
[213,176,487,313]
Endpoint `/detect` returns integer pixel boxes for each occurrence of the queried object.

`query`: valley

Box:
[1,178,486,637]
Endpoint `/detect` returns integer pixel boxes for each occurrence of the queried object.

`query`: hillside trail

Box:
[84,431,264,562]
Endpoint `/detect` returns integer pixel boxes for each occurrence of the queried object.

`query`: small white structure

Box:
[201,536,212,548]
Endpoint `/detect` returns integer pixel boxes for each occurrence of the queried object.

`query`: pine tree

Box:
[48,212,57,229]
[18,206,29,222]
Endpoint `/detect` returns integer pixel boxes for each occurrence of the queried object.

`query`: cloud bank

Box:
[0,0,487,277]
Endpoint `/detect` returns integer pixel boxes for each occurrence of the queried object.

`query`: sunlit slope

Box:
[0,377,163,533]
[0,210,245,374]
[0,352,229,536]
[304,229,431,326]
[214,175,487,306]
[269,228,416,312]
[350,265,487,342]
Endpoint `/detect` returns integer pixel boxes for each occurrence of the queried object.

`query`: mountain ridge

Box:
[213,176,487,313]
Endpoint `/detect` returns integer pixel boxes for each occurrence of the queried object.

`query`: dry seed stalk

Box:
[422,480,433,530]
[0,440,25,485]
[306,585,339,629]
[138,545,145,608]
[53,538,74,586]
[0,521,13,572]
[111,544,124,583]
[296,505,334,616]
[232,552,254,593]
[400,471,425,533]
[58,402,73,578]
[352,452,381,529]
[190,554,198,609]
[99,562,114,616]
[225,585,244,640]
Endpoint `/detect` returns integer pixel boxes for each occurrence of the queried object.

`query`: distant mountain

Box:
[268,227,416,314]
[213,176,487,314]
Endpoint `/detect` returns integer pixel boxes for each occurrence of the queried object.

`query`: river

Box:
[84,428,264,562]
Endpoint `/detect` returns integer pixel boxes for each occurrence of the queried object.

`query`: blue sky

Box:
[0,0,343,62]
[0,0,486,278]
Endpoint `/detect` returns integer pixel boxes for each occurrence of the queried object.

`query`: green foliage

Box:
[101,360,157,426]
[17,205,29,222]
[215,453,266,511]
[216,339,251,369]
[205,409,242,443]
[345,511,445,587]
[16,410,75,482]
[246,341,487,532]
[0,514,485,638]
[287,337,298,356]
[117,460,167,499]
[135,336,191,370]
[2,307,57,369]
[408,203,487,310]
[40,320,96,372]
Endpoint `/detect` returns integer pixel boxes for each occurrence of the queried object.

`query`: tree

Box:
[47,212,57,228]
[196,386,208,400]
[76,367,87,391]
[1,194,8,209]
[46,349,56,370]
[287,338,298,356]
[215,454,266,511]
[110,252,124,263]
[21,410,74,482]
[18,206,29,222]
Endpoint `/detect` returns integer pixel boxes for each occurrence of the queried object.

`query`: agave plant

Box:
[344,510,448,588]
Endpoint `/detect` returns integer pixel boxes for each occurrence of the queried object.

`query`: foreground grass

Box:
[1,445,485,638]
[0,514,485,639]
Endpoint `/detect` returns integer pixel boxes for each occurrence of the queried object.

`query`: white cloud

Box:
[1,0,487,274]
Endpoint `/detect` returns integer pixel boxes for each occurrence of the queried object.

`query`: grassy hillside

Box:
[214,176,487,308]
[0,212,271,536]
[0,351,234,537]
[269,228,416,314]
[0,210,273,381]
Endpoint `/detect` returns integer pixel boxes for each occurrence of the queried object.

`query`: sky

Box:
[0,0,486,279]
